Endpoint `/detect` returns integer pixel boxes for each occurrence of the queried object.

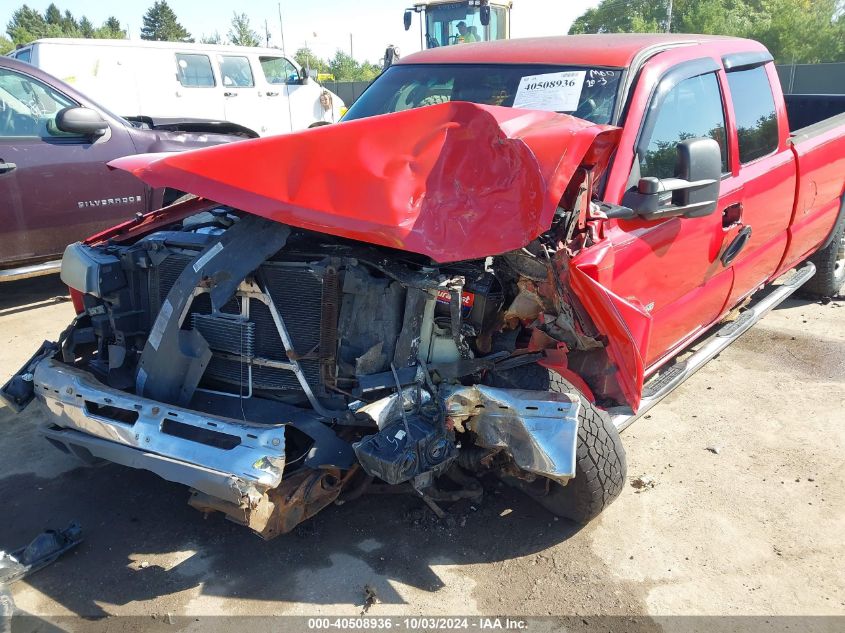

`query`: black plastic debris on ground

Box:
[0,522,82,586]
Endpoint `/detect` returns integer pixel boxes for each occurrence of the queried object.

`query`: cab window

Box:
[260,57,298,84]
[640,72,728,179]
[726,65,779,164]
[0,68,79,138]
[13,48,32,64]
[218,56,254,88]
[176,53,215,87]
[344,63,622,125]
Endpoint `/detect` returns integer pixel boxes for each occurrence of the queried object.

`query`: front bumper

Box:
[9,354,582,537]
[31,358,286,507]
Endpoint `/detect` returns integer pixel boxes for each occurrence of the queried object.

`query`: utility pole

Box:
[277,2,287,55]
[264,19,270,47]
[666,0,673,32]
[349,33,353,58]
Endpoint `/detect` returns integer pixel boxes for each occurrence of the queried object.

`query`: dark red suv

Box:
[0,56,248,281]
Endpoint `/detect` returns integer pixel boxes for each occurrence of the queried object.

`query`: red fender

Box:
[568,265,651,411]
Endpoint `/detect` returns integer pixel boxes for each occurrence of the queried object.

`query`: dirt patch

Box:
[0,278,842,622]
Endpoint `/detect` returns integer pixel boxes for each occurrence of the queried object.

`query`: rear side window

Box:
[640,73,728,179]
[726,65,778,164]
[260,57,298,84]
[218,56,254,88]
[176,53,215,87]
[14,48,32,64]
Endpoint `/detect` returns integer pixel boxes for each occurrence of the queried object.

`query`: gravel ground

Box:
[0,275,843,631]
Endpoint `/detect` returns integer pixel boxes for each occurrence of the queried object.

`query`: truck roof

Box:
[21,38,291,58]
[399,33,766,68]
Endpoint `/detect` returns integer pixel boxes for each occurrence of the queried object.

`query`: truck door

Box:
[0,66,146,268]
[256,56,297,135]
[173,53,226,122]
[721,58,794,305]
[605,64,740,368]
[217,55,262,134]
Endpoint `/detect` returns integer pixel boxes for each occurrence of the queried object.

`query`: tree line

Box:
[3,1,383,81]
[3,3,126,52]
[570,0,845,63]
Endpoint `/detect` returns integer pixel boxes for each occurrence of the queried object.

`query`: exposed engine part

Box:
[353,408,457,485]
[353,386,429,429]
[433,269,503,333]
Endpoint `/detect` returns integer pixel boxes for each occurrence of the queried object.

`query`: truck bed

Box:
[785,94,845,133]
[785,99,845,270]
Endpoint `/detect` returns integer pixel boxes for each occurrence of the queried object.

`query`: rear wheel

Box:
[487,366,627,524]
[803,211,845,298]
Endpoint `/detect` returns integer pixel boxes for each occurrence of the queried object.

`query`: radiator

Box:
[152,254,326,399]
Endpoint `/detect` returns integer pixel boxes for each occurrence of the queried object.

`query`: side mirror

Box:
[480,5,491,26]
[56,106,108,137]
[622,137,722,221]
[404,10,413,31]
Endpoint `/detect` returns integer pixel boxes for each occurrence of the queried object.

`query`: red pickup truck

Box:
[4,34,844,538]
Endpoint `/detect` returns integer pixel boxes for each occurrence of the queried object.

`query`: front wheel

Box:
[488,366,627,524]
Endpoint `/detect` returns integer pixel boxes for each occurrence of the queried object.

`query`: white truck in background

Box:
[8,39,345,136]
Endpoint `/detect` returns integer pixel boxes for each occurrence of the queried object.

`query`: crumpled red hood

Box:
[111,102,620,262]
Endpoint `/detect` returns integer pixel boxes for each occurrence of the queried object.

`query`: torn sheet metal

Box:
[110,102,620,263]
[568,264,651,411]
[442,385,580,482]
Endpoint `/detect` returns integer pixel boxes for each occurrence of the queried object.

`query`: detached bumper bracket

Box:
[0,340,59,412]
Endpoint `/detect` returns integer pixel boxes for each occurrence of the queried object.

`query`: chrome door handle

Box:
[0,161,17,174]
[224,91,238,97]
[266,91,280,97]
[721,225,753,267]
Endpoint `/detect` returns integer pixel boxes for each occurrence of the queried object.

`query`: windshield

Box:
[424,3,507,47]
[343,64,623,125]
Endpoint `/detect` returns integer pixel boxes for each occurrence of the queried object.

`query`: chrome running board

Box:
[0,260,61,282]
[608,262,816,432]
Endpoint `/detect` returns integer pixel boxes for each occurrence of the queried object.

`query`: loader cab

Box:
[404,0,511,49]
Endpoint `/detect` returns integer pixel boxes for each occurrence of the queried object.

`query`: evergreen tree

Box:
[227,13,259,47]
[44,3,61,25]
[60,8,77,33]
[201,30,223,44]
[6,5,48,44]
[78,15,95,37]
[140,0,192,42]
[95,16,126,39]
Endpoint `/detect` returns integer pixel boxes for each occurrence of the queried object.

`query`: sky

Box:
[3,0,602,64]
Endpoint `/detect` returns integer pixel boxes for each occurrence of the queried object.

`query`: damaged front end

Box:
[2,103,626,537]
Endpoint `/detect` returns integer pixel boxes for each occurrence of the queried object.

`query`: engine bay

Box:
[11,205,615,537]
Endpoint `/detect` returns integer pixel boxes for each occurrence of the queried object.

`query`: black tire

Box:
[803,210,845,298]
[486,365,627,524]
